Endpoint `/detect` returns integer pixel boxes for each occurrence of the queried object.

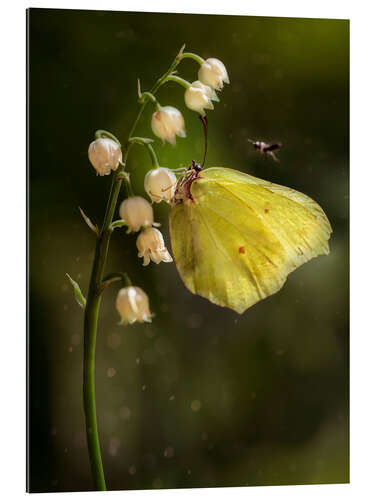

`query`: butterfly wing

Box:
[169,167,332,314]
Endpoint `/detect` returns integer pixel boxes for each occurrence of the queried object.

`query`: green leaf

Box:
[66,273,86,309]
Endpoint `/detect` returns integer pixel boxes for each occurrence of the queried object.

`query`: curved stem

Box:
[101,272,132,291]
[129,137,160,169]
[199,114,208,167]
[179,52,205,65]
[122,172,134,197]
[110,219,128,231]
[95,129,122,145]
[139,91,161,109]
[145,143,160,169]
[83,46,186,491]
[166,74,191,89]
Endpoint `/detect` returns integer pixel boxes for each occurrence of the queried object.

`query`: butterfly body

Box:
[169,165,332,314]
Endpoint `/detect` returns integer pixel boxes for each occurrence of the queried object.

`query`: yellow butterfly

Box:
[169,163,332,314]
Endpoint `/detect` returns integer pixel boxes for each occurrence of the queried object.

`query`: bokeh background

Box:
[28,8,349,493]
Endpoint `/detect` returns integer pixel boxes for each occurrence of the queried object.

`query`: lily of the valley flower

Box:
[88,137,122,176]
[184,81,219,116]
[151,106,186,145]
[119,196,158,233]
[136,227,173,266]
[144,167,177,203]
[198,58,229,91]
[116,286,152,324]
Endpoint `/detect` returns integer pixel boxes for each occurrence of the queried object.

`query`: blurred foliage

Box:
[28,8,349,493]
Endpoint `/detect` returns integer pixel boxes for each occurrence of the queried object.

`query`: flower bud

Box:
[116,286,152,325]
[151,106,186,145]
[119,196,156,233]
[198,58,229,91]
[88,137,122,176]
[184,81,219,116]
[136,227,173,266]
[144,167,177,203]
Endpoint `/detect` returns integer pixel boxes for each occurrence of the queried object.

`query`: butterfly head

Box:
[191,160,203,173]
[171,160,202,205]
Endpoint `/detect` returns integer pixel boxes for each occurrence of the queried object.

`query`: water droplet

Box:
[164,446,174,458]
[128,465,136,475]
[71,334,80,346]
[187,313,202,329]
[108,437,121,457]
[107,333,121,349]
[190,400,201,412]
[119,406,131,420]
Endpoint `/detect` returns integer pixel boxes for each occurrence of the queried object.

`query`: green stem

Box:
[139,91,161,109]
[101,272,132,291]
[82,46,187,491]
[145,143,160,169]
[83,144,131,491]
[179,52,205,65]
[127,138,160,169]
[166,74,191,89]
[110,219,128,231]
[122,172,134,197]
[83,289,105,490]
[94,129,122,146]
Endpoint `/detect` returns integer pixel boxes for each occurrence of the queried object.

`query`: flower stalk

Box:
[81,45,191,491]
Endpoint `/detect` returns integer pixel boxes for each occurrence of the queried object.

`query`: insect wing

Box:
[263,143,281,152]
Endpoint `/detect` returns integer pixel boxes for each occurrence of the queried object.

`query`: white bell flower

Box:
[144,167,177,203]
[88,137,122,176]
[116,286,152,325]
[184,81,219,116]
[136,227,173,266]
[151,106,186,146]
[198,58,229,91]
[119,196,158,233]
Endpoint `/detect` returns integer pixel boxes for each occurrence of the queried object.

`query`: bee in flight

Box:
[248,139,282,163]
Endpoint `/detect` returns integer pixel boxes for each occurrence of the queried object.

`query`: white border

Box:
[2,1,375,499]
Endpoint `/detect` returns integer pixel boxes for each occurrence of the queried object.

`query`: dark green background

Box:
[28,8,349,493]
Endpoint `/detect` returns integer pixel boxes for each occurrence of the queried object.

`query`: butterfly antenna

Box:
[199,114,208,167]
